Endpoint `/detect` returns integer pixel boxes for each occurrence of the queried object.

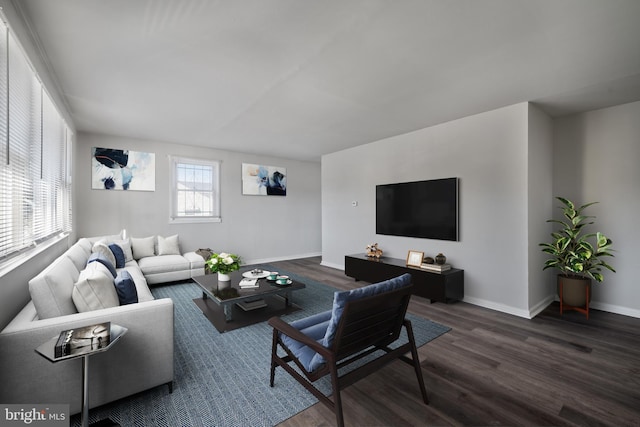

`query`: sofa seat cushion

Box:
[138,255,189,275]
[29,256,80,319]
[72,262,120,312]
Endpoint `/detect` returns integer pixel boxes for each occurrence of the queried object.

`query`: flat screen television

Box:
[376,177,459,241]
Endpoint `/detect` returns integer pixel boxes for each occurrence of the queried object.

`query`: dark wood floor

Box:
[267,257,640,427]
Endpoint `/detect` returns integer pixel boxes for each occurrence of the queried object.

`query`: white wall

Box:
[76,132,322,264]
[322,103,535,317]
[553,101,640,317]
[527,104,555,315]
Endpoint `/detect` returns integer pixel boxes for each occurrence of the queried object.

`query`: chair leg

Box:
[329,364,345,427]
[270,329,278,387]
[405,320,429,404]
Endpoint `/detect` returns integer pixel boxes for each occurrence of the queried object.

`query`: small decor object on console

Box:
[206,252,241,282]
[406,250,424,267]
[423,256,435,264]
[435,253,447,265]
[365,243,383,259]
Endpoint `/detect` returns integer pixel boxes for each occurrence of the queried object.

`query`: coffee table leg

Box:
[223,304,232,322]
[284,291,291,307]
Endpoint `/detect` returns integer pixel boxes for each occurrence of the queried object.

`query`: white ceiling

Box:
[13,0,640,161]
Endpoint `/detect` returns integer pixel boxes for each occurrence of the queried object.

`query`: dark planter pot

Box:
[557,275,592,307]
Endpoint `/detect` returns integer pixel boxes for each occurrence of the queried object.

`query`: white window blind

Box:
[0,18,72,262]
[170,156,220,223]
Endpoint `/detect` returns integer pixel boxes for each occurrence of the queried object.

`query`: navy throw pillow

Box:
[87,252,117,278]
[114,270,138,305]
[109,243,126,268]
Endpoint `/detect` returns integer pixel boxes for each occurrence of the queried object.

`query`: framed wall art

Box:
[92,147,156,191]
[241,163,287,196]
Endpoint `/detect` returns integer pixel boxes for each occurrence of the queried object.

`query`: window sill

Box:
[169,217,222,225]
[0,233,70,277]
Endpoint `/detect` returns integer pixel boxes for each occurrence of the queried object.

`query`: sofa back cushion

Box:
[65,239,92,271]
[29,256,80,319]
[157,234,181,255]
[131,236,156,260]
[72,262,120,312]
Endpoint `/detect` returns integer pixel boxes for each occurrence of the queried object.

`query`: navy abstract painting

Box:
[92,147,155,191]
[242,163,287,196]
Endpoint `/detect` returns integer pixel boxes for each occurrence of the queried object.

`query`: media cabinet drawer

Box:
[344,254,464,303]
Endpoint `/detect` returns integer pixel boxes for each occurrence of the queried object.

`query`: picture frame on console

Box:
[406,250,424,267]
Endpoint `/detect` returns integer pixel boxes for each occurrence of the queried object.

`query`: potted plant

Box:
[540,197,615,315]
[206,252,241,281]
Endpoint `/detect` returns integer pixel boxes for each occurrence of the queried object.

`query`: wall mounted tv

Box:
[376,177,459,241]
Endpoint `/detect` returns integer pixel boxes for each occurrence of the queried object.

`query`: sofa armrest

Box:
[0,298,174,415]
[184,250,205,265]
[184,251,206,275]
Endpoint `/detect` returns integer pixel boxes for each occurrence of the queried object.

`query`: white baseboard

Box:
[319,260,344,270]
[461,295,534,319]
[529,295,555,318]
[566,298,640,319]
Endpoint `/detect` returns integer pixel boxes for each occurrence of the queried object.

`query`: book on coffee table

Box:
[239,278,259,288]
[236,299,267,311]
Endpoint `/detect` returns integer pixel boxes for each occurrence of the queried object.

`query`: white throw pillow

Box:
[157,234,180,256]
[72,262,119,312]
[92,241,116,267]
[131,236,156,260]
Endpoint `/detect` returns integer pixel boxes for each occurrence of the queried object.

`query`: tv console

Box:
[344,254,464,303]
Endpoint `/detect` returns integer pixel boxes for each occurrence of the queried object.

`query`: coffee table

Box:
[192,269,306,332]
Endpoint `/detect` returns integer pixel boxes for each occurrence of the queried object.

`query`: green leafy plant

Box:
[206,252,241,274]
[540,197,615,282]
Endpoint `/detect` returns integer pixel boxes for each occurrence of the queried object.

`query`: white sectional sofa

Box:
[0,232,205,415]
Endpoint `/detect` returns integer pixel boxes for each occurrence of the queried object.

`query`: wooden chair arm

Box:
[268,317,333,359]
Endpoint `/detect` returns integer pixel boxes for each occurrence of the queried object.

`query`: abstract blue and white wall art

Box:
[242,163,287,196]
[92,147,156,191]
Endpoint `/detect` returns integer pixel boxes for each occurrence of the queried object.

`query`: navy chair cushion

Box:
[280,310,332,372]
[280,273,413,372]
[323,273,412,347]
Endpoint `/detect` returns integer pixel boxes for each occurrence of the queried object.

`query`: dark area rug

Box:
[72,268,450,426]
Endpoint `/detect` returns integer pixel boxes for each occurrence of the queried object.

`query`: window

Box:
[170,156,220,223]
[0,17,72,263]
